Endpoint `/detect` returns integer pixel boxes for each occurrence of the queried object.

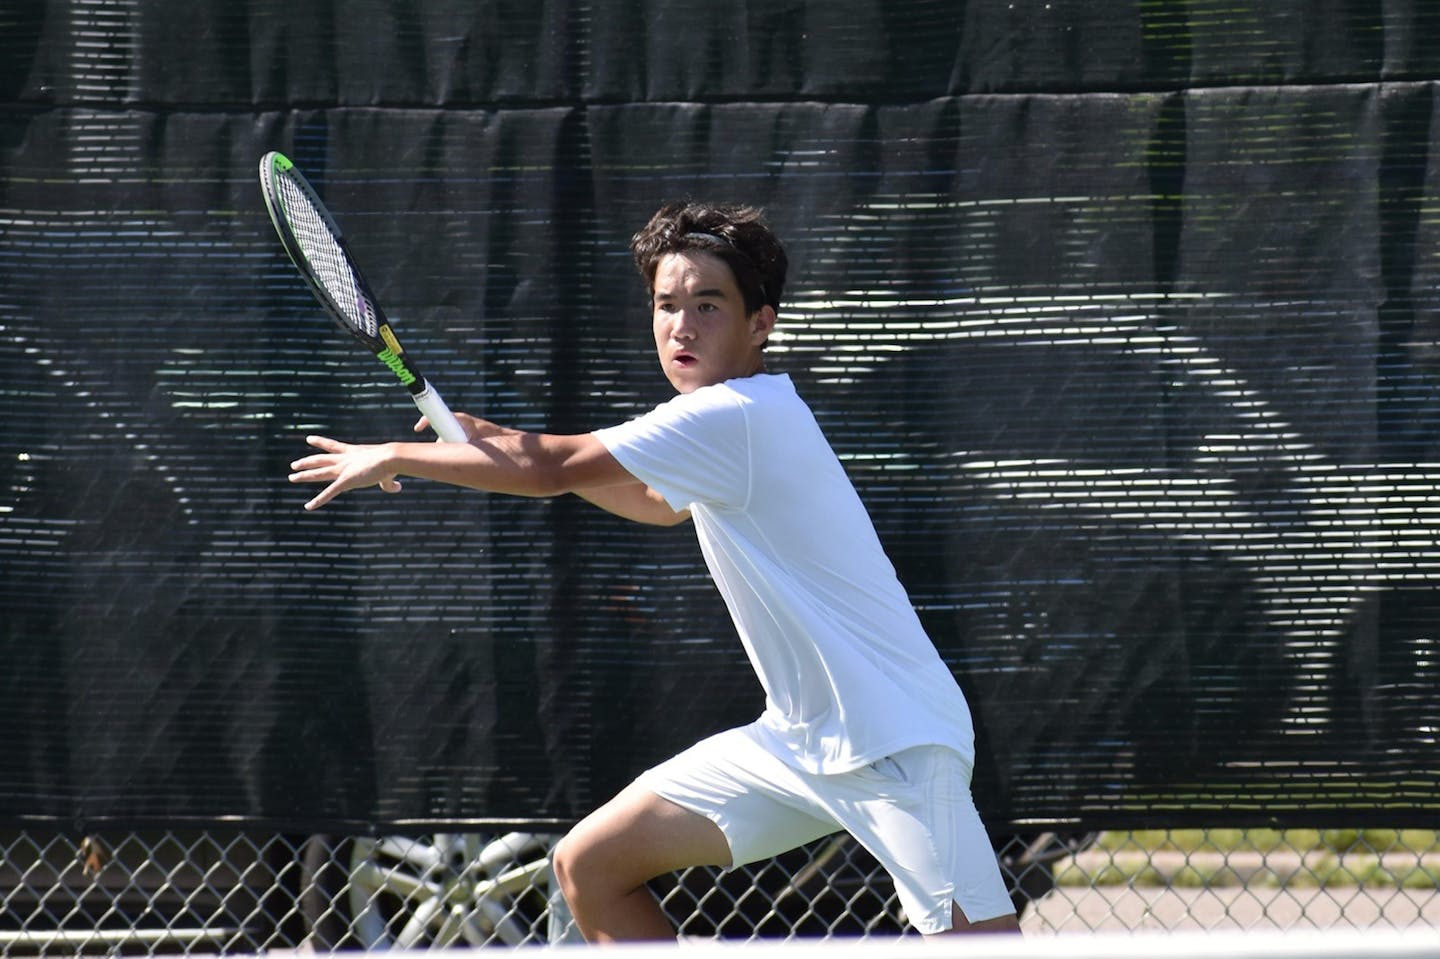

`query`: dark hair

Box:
[630,201,789,315]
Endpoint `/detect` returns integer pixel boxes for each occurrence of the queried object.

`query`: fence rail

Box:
[1,827,1436,954]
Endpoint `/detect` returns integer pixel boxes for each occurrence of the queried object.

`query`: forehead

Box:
[652,251,740,297]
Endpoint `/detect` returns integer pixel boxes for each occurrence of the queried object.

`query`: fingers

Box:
[303,481,342,512]
[296,473,401,511]
[301,476,402,511]
[287,435,400,510]
[289,435,360,473]
[288,440,340,478]
[422,411,481,442]
[290,465,343,511]
[305,434,347,452]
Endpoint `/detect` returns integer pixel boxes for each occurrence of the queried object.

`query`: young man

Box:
[288,201,1020,940]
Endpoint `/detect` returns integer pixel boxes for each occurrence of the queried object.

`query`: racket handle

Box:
[411,381,469,444]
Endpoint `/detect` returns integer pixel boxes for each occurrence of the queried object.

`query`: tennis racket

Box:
[258,150,468,443]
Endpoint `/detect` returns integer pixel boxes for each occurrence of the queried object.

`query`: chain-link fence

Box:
[2,827,1436,954]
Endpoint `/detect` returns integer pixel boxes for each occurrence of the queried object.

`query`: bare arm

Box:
[573,482,691,527]
[422,414,685,524]
[288,412,685,525]
[438,413,688,525]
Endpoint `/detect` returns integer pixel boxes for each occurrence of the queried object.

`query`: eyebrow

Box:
[654,286,731,300]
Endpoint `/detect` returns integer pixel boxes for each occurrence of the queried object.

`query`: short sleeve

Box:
[593,386,752,512]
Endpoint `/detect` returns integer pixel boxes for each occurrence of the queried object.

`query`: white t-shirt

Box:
[593,373,974,774]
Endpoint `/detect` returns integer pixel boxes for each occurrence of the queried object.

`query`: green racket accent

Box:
[258,150,469,444]
[377,347,417,386]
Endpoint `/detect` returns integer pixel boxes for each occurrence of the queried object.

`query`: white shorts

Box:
[635,725,1015,933]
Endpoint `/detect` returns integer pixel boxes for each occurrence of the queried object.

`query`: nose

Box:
[668,308,698,340]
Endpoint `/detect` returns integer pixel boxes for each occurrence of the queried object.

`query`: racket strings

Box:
[276,172,378,338]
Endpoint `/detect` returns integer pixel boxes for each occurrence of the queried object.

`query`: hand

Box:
[413,411,520,443]
[288,435,402,511]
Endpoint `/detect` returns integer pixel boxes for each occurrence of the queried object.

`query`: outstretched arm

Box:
[416,414,686,525]
[432,413,688,525]
[287,429,618,510]
[573,482,690,527]
[288,412,686,526]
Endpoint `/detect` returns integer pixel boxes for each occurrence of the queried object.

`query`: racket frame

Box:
[259,151,468,443]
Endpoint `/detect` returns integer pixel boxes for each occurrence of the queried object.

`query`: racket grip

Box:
[411,381,469,444]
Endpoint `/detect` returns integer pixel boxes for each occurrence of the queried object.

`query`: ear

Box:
[749,305,777,345]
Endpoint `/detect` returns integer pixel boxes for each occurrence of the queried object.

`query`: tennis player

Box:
[288,201,1021,940]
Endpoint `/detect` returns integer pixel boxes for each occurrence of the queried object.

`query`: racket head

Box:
[259,151,389,353]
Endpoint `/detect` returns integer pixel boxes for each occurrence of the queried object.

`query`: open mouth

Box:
[673,351,698,368]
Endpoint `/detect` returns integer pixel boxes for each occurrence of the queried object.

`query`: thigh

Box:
[562,779,733,888]
[638,727,841,868]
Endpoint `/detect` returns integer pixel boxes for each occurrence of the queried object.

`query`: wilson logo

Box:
[377,348,416,385]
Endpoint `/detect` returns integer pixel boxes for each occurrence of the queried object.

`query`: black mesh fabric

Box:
[2,2,1440,830]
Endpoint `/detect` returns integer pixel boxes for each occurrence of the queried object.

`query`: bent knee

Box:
[550,832,584,899]
[551,827,626,902]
